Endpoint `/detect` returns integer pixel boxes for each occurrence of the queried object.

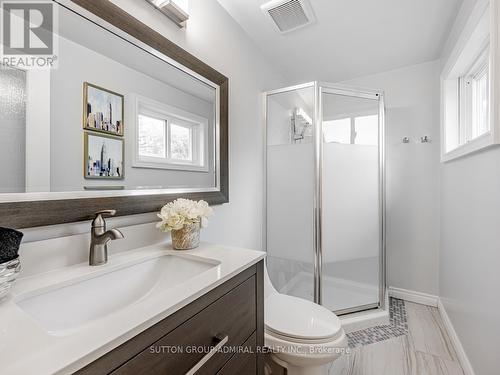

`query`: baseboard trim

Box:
[437,299,475,375]
[388,286,439,307]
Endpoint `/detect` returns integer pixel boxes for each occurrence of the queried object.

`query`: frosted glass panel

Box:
[321,92,380,313]
[266,86,315,302]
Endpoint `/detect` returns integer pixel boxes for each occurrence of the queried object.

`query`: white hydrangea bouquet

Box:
[157,198,213,250]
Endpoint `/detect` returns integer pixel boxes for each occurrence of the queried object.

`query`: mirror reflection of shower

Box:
[291,107,313,143]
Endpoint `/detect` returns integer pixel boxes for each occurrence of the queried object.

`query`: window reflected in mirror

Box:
[138,114,167,159]
[170,123,193,161]
[133,95,208,173]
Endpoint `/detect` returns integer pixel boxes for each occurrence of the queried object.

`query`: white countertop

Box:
[0,242,265,375]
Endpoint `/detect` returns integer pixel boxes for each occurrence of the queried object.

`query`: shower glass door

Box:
[320,86,383,314]
[264,82,385,315]
[265,83,316,302]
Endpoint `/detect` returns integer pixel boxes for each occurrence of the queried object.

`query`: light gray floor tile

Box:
[405,302,458,361]
[330,313,464,375]
[408,351,464,375]
[326,299,465,375]
[330,336,411,375]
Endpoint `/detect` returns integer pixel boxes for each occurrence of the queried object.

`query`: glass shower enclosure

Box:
[264,82,386,315]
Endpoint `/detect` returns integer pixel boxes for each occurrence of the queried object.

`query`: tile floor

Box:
[330,300,464,375]
[347,298,408,348]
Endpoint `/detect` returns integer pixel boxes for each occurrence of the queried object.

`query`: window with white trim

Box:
[133,96,208,172]
[441,2,495,162]
[459,47,490,144]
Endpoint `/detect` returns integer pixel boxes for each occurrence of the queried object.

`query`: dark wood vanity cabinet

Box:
[75,261,264,375]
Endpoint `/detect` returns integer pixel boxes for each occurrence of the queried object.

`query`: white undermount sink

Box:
[15,254,218,334]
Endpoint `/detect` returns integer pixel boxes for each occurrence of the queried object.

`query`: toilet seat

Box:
[265,293,342,343]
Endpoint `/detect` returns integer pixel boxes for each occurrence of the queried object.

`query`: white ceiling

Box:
[216,0,463,83]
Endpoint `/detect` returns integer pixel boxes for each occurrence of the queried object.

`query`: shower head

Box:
[292,107,312,142]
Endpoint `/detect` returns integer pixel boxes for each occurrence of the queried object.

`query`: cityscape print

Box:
[85,133,124,179]
[84,83,124,136]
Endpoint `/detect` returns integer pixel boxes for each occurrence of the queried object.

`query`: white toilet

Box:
[264,266,348,375]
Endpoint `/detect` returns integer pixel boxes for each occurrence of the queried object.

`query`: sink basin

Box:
[15,254,218,334]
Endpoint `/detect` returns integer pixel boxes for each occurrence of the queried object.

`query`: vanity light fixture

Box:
[146,0,189,28]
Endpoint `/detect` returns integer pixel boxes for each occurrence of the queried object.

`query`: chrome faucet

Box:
[89,210,124,266]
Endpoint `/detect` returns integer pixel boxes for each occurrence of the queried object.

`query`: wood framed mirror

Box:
[0,0,228,228]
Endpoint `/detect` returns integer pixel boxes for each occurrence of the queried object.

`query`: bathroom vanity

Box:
[77,259,264,375]
[0,243,265,374]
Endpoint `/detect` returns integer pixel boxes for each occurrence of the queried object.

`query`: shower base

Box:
[280,271,390,332]
[280,271,379,312]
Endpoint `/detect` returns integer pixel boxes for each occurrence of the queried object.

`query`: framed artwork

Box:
[83,82,124,136]
[84,132,124,179]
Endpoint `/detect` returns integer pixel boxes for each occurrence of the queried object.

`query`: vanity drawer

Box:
[216,333,257,375]
[112,276,256,375]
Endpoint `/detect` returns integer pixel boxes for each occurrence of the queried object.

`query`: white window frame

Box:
[168,118,201,165]
[458,46,490,144]
[131,94,209,172]
[441,0,499,162]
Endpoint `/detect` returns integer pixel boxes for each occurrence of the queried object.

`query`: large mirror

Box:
[0,0,228,228]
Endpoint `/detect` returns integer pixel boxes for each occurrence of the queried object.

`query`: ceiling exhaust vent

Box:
[261,0,316,34]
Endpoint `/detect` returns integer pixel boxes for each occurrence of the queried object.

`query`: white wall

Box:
[440,153,500,375]
[21,0,285,251]
[439,1,500,374]
[343,61,442,296]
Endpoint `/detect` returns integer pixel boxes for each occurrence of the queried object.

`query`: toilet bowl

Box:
[264,265,348,375]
